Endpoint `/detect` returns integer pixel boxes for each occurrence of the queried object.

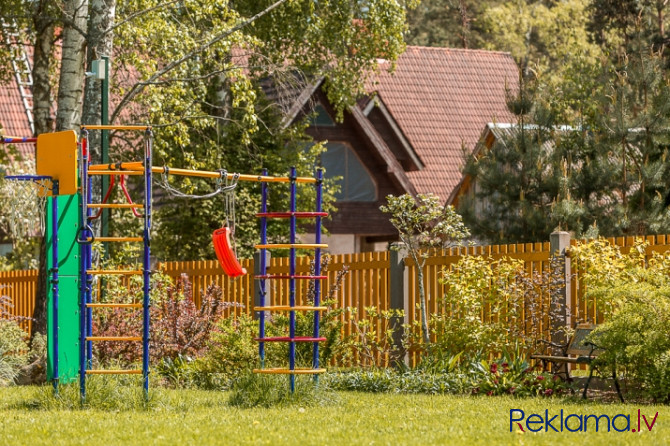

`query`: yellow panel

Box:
[36,130,78,196]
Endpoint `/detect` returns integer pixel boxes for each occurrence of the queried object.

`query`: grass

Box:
[0,384,668,445]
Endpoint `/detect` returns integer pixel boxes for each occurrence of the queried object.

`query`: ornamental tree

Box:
[380,193,470,346]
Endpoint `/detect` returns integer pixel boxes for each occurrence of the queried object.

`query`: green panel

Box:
[47,276,80,383]
[45,193,81,383]
[46,194,80,277]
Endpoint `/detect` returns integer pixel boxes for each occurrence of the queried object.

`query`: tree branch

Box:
[111,0,292,123]
[104,0,182,35]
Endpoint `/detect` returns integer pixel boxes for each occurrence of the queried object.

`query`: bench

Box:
[531,323,624,402]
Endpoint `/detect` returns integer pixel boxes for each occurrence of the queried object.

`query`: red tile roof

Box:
[368,46,519,203]
[0,75,35,161]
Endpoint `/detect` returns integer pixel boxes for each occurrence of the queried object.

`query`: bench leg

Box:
[582,366,595,399]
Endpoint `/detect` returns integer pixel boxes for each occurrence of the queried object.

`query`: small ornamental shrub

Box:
[416,255,564,367]
[0,292,31,386]
[571,238,670,402]
[0,319,30,386]
[92,272,235,366]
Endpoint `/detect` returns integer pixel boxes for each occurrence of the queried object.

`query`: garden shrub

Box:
[92,272,233,366]
[0,319,30,386]
[416,255,563,368]
[0,293,30,386]
[571,238,670,402]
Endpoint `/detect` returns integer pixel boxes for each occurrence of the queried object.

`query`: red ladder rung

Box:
[255,212,328,219]
[254,336,326,342]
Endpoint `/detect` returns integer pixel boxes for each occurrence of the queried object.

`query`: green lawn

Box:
[0,386,668,445]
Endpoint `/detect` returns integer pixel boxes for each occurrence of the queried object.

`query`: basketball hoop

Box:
[2,174,54,239]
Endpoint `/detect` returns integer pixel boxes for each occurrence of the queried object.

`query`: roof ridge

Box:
[403,46,513,57]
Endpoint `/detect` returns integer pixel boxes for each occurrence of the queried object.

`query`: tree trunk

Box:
[55,0,89,131]
[414,253,430,346]
[82,0,116,162]
[31,1,55,136]
[30,0,56,341]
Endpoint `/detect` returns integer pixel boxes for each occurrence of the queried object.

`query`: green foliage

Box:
[333,306,403,368]
[0,319,30,386]
[326,354,568,397]
[381,194,470,253]
[418,255,563,365]
[571,237,670,402]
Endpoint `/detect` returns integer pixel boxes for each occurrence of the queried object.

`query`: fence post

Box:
[550,231,572,352]
[253,251,270,320]
[389,242,408,368]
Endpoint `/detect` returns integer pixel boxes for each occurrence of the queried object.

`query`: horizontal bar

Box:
[81,125,150,130]
[87,237,143,242]
[253,368,327,375]
[87,269,143,275]
[88,170,144,176]
[86,336,142,341]
[2,137,37,143]
[151,166,319,184]
[254,337,326,342]
[89,162,144,171]
[86,303,143,308]
[256,212,329,218]
[87,204,143,209]
[256,275,327,280]
[253,306,327,311]
[254,244,328,249]
[86,369,142,375]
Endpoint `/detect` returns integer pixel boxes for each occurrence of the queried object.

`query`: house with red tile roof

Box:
[286,46,519,253]
[1,45,520,254]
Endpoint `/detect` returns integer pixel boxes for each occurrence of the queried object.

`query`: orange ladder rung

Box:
[86,303,143,308]
[88,170,144,176]
[87,203,143,209]
[86,369,143,375]
[253,306,327,311]
[253,368,327,375]
[89,162,144,171]
[86,336,142,341]
[87,269,143,275]
[87,237,144,243]
[254,244,328,249]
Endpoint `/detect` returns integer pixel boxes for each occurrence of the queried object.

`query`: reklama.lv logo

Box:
[510,409,658,433]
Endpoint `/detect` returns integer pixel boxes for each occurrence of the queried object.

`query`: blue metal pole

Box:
[142,129,153,398]
[259,168,268,367]
[312,169,323,382]
[50,180,59,394]
[78,131,89,401]
[289,167,297,393]
[86,164,93,367]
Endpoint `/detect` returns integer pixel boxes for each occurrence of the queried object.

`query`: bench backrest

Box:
[566,323,600,357]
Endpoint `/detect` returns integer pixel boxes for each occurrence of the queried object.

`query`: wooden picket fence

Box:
[3,234,670,367]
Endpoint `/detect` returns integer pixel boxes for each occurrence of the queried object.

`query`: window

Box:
[310,103,336,127]
[321,142,376,202]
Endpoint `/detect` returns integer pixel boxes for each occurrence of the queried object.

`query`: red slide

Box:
[212,227,247,277]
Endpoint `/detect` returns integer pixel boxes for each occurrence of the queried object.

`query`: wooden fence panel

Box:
[4,234,670,368]
[0,269,38,333]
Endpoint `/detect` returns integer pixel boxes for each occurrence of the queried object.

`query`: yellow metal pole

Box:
[150,166,319,184]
